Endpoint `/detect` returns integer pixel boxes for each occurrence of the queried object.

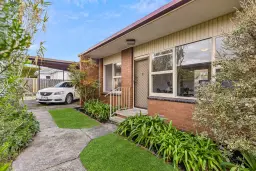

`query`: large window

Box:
[150,49,173,95]
[104,63,122,92]
[149,39,213,98]
[176,39,212,97]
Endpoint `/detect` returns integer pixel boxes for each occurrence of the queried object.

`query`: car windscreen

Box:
[54,82,73,88]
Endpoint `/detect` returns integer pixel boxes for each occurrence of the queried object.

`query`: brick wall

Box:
[121,48,133,108]
[148,99,196,132]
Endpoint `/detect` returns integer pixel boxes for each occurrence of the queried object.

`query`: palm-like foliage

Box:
[84,99,111,122]
[116,115,224,170]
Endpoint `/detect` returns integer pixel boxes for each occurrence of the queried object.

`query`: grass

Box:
[49,108,100,129]
[80,133,174,171]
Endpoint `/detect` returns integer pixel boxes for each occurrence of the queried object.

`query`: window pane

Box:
[176,39,212,97]
[216,37,235,59]
[114,78,121,89]
[152,50,173,72]
[114,63,121,76]
[152,73,173,94]
[105,64,112,91]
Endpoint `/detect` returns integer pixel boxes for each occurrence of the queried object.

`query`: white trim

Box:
[134,54,149,61]
[103,63,122,92]
[173,47,177,97]
[151,70,173,75]
[149,48,174,97]
[211,37,216,81]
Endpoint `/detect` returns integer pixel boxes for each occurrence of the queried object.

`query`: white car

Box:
[36,81,79,104]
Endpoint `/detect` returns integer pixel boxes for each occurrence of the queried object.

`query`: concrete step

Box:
[116,108,148,118]
[110,116,126,124]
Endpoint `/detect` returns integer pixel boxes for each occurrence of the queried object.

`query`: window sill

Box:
[148,96,196,104]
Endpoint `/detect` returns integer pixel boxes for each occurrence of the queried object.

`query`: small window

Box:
[152,50,173,72]
[46,76,51,79]
[150,49,173,95]
[104,63,122,92]
[105,64,113,91]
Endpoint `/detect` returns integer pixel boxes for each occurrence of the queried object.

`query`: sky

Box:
[28,0,170,62]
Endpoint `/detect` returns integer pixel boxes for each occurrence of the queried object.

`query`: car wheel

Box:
[65,93,73,104]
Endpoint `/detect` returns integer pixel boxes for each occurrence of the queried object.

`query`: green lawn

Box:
[49,108,100,129]
[80,134,174,171]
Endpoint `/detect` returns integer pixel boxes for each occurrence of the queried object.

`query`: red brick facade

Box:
[80,49,196,132]
[148,100,195,132]
[121,48,134,108]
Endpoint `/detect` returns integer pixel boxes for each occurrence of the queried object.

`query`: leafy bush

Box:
[0,105,39,162]
[222,152,256,171]
[84,99,110,122]
[116,115,224,170]
[193,0,256,155]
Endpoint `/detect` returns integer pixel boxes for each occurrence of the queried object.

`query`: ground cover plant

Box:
[0,105,39,165]
[80,133,174,171]
[116,115,224,170]
[49,108,100,129]
[83,99,111,122]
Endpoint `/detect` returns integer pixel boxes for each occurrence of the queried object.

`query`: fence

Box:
[23,78,64,95]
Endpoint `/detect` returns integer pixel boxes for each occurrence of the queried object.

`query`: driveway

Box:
[12,102,117,171]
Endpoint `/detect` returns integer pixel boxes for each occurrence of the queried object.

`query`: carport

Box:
[28,56,78,89]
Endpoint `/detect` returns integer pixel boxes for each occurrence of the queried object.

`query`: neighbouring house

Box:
[35,68,71,80]
[79,0,240,132]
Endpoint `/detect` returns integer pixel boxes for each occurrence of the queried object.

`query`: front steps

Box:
[110,108,148,124]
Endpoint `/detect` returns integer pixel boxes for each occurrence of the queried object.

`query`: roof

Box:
[29,56,77,71]
[79,0,240,58]
[79,0,190,56]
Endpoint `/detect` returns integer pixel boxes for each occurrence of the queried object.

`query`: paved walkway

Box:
[12,105,117,171]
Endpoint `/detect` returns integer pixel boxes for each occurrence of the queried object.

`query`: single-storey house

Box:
[79,0,240,132]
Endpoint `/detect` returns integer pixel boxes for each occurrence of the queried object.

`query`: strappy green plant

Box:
[116,115,224,170]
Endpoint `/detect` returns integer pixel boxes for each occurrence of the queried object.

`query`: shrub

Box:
[116,115,224,170]
[0,106,39,162]
[84,99,110,122]
[193,0,256,155]
[222,152,256,171]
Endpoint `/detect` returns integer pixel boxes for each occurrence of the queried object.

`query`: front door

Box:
[134,58,149,109]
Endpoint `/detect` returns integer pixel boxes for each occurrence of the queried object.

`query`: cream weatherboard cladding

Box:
[103,52,121,65]
[134,13,234,59]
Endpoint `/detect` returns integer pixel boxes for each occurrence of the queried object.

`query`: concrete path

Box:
[12,106,117,171]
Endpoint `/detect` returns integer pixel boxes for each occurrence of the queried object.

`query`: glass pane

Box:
[114,63,121,76]
[152,73,173,94]
[114,78,121,89]
[152,50,173,72]
[105,64,112,91]
[216,37,235,59]
[176,39,212,97]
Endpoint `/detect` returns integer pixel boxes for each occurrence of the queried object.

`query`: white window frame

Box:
[103,63,122,93]
[149,38,215,99]
[149,49,175,98]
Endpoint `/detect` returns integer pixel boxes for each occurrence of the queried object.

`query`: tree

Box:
[68,59,99,103]
[21,66,38,78]
[0,0,50,167]
[193,0,256,155]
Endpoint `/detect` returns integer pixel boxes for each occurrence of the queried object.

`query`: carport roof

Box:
[28,56,77,71]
